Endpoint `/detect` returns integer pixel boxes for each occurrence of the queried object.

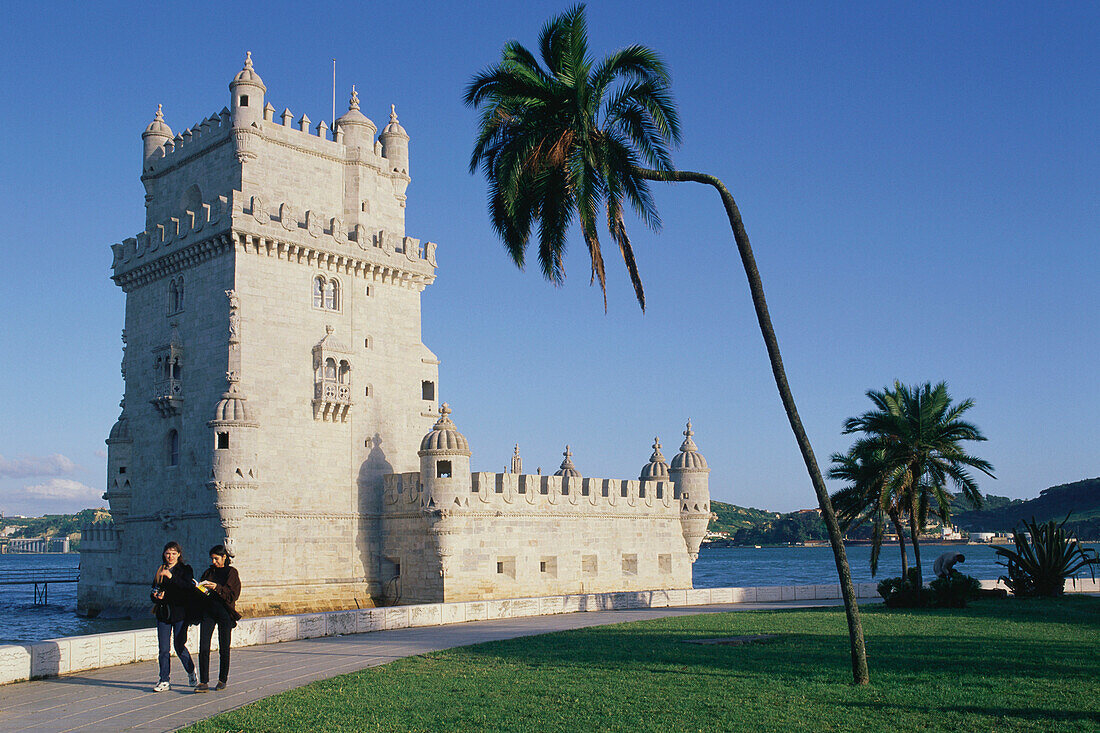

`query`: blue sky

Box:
[1,2,1097,516]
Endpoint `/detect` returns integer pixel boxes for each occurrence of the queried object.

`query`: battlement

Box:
[111,193,231,273]
[143,109,233,176]
[79,523,119,552]
[383,471,677,514]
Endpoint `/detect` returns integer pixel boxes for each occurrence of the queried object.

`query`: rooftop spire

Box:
[349,85,360,111]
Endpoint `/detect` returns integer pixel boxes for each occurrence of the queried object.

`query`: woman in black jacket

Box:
[150,541,198,692]
[194,544,241,692]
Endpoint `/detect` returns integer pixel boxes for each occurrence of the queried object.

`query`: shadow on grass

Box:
[447,597,1100,685]
[844,699,1100,726]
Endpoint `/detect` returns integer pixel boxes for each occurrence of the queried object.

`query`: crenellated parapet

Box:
[143,108,233,177]
[79,523,120,552]
[383,471,676,515]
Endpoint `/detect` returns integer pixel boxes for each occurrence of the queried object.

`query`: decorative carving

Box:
[306,210,323,238]
[251,195,265,224]
[226,289,241,341]
[155,509,176,530]
[280,203,296,231]
[354,224,369,251]
[404,236,420,262]
[331,216,347,244]
[424,241,438,267]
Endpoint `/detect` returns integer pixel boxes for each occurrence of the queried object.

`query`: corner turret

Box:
[335,86,377,152]
[669,421,711,562]
[229,51,266,129]
[639,436,669,482]
[379,104,410,175]
[142,105,173,170]
[418,404,471,509]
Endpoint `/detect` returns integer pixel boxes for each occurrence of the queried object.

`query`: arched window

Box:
[175,277,184,311]
[170,356,181,380]
[325,279,339,310]
[167,430,180,466]
[338,360,350,384]
[313,276,325,308]
[168,280,179,313]
[324,358,337,381]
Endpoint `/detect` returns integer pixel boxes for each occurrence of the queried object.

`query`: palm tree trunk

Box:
[909,502,923,586]
[637,166,869,685]
[889,510,908,576]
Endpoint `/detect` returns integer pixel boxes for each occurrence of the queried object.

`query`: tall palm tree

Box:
[829,442,910,577]
[466,5,869,684]
[842,381,995,585]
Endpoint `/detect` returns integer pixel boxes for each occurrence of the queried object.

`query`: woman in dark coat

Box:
[150,541,198,692]
[194,544,241,692]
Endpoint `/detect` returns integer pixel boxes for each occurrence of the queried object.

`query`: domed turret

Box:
[669,420,712,562]
[142,104,173,168]
[379,104,410,175]
[230,51,266,128]
[335,86,377,152]
[553,445,581,478]
[640,436,669,481]
[104,400,133,521]
[208,382,260,489]
[419,404,472,509]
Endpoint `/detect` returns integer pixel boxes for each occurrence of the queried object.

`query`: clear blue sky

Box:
[1,1,1097,516]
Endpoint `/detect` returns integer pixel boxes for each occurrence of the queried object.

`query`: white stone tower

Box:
[81,53,441,616]
[669,421,712,561]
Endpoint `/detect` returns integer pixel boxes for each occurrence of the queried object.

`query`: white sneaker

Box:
[188,671,198,687]
[152,681,170,692]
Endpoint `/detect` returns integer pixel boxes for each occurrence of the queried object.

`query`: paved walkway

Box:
[0,599,849,732]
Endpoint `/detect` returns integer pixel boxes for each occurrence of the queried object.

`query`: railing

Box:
[153,378,183,399]
[0,568,80,605]
[314,380,351,403]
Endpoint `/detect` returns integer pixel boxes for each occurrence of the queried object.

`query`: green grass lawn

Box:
[185,597,1100,732]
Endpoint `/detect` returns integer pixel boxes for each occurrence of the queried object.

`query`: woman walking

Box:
[194,544,241,692]
[150,541,198,692]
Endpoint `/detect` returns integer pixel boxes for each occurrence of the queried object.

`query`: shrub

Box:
[929,572,981,608]
[877,568,932,608]
[995,516,1100,597]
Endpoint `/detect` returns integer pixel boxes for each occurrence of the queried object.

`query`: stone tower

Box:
[669,421,712,561]
[81,53,441,616]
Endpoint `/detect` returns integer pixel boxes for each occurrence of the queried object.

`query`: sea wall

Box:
[3,577,1097,685]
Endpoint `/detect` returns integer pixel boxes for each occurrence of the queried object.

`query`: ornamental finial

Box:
[349,85,360,111]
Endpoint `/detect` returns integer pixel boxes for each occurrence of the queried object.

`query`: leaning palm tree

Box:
[829,442,910,577]
[842,381,995,585]
[466,5,869,684]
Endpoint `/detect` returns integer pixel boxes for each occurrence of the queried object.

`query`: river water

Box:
[0,544,1008,645]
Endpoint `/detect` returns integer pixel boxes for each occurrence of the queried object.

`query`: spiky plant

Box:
[996,516,1100,597]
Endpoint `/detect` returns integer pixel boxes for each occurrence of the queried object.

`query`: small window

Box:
[422,380,435,401]
[495,557,515,578]
[539,557,557,577]
[364,285,371,297]
[216,432,229,450]
[582,555,598,575]
[658,554,672,574]
[313,277,324,308]
[118,466,126,474]
[325,280,340,310]
[240,95,249,107]
[324,358,337,381]
[436,460,452,478]
[167,430,179,467]
[364,337,372,349]
[622,554,638,576]
[338,360,351,384]
[364,385,371,397]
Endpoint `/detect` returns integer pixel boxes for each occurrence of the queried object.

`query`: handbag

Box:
[153,601,171,623]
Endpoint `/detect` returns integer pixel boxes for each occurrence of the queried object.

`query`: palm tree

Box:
[466,5,870,684]
[842,381,995,585]
[829,442,910,577]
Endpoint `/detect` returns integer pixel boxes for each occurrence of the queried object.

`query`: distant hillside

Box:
[953,477,1100,536]
[710,501,776,534]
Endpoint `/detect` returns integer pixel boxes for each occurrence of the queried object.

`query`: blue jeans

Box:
[156,618,194,683]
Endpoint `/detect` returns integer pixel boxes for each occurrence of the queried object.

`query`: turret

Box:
[229,51,266,129]
[639,436,669,483]
[379,104,410,175]
[418,403,471,509]
[335,86,377,153]
[669,421,711,562]
[104,400,133,522]
[142,105,173,170]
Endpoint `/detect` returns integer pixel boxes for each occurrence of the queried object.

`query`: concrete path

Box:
[0,599,849,732]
